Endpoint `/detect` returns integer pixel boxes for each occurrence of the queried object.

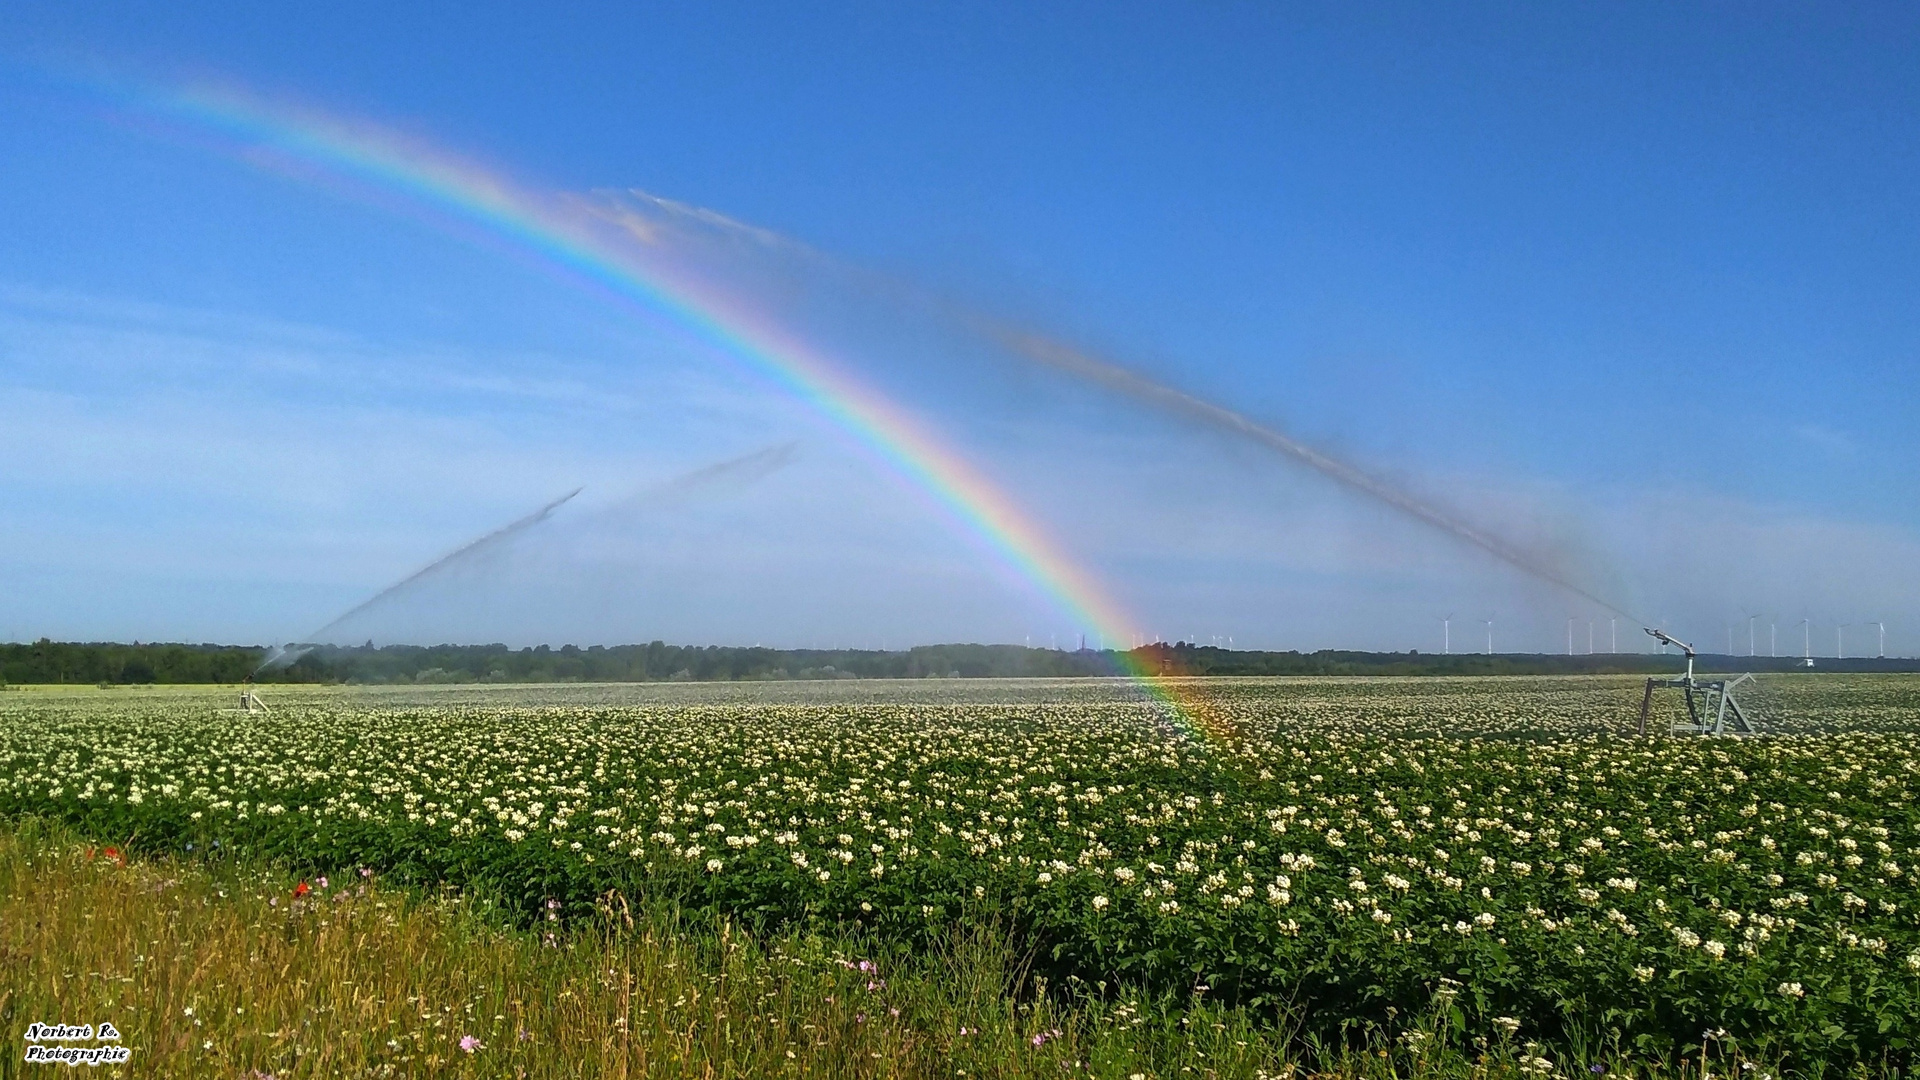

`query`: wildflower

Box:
[1092,896,1109,910]
[1494,1016,1521,1036]
[459,1035,482,1053]
[1777,982,1804,998]
[293,881,311,899]
[706,858,723,872]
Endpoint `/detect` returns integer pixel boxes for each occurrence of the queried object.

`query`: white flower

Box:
[1092,895,1108,910]
[1778,982,1804,998]
[706,858,723,873]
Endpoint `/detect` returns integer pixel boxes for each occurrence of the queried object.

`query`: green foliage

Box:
[0,639,263,685]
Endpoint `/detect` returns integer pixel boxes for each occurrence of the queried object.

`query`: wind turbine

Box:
[1610,617,1618,653]
[1587,620,1595,655]
[1769,618,1776,658]
[1746,614,1757,657]
[1484,619,1494,656]
[1568,618,1576,656]
[1439,613,1453,655]
[1837,624,1848,660]
[1876,620,1886,659]
[1801,618,1811,660]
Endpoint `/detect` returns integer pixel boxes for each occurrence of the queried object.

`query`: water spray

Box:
[255,486,582,672]
[255,444,800,671]
[593,190,1643,625]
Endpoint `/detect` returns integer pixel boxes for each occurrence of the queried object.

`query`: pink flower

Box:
[459,1035,481,1053]
[315,876,329,888]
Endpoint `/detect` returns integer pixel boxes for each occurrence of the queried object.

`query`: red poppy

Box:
[293,881,312,898]
[102,846,123,864]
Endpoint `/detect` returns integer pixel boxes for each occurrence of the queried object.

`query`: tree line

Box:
[5,637,1912,686]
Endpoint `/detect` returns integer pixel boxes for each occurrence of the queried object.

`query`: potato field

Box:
[3,675,1917,1069]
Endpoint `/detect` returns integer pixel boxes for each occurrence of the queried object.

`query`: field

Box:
[3,674,1918,1074]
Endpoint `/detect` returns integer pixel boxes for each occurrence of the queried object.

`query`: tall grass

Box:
[0,819,1783,1079]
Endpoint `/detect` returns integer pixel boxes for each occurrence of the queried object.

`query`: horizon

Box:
[5,635,1911,665]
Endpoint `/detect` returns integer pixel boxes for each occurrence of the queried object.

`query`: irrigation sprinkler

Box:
[1637,627,1759,737]
[231,676,271,715]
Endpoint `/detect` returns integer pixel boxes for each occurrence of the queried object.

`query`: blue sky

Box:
[2,3,1915,654]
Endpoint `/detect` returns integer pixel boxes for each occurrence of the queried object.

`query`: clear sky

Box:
[3,3,1916,655]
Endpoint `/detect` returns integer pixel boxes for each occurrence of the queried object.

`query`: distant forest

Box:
[2,638,1914,686]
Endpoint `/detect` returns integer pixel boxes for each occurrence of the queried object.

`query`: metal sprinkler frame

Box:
[233,675,272,715]
[1637,627,1757,736]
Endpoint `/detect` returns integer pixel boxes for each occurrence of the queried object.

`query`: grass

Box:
[0,819,1800,1079]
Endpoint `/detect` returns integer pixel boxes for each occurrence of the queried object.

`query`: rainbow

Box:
[130,80,1216,731]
